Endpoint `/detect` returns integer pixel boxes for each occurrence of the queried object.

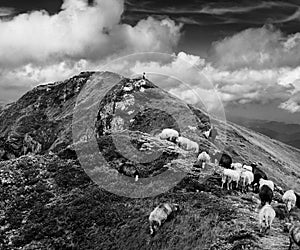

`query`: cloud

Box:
[212,25,300,70]
[0,7,15,17]
[0,0,183,102]
[279,92,300,113]
[0,0,182,69]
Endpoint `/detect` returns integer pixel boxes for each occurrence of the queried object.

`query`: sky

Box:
[0,0,300,124]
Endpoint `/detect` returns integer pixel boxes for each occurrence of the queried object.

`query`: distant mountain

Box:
[227,116,300,149]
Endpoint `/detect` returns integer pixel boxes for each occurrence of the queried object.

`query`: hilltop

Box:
[0,71,300,249]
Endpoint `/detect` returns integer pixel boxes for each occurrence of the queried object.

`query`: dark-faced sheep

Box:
[149,203,180,235]
[259,185,273,206]
[251,163,268,193]
[211,151,233,169]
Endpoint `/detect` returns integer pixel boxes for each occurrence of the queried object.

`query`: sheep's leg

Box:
[288,237,293,250]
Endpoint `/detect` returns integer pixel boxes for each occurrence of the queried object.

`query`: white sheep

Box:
[149,203,179,235]
[282,190,297,212]
[176,136,199,153]
[258,203,276,233]
[259,179,274,192]
[158,128,179,142]
[231,162,243,170]
[221,168,242,190]
[197,151,211,169]
[240,170,254,193]
[242,164,253,172]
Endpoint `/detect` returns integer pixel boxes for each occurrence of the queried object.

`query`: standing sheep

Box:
[251,164,268,193]
[283,190,297,212]
[211,151,233,169]
[149,203,180,235]
[159,128,179,143]
[221,168,242,190]
[231,162,243,170]
[240,170,254,193]
[259,185,274,206]
[176,136,199,153]
[259,179,274,192]
[258,203,276,234]
[196,151,211,168]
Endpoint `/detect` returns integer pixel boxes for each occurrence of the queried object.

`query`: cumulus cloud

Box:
[0,0,182,69]
[279,92,300,113]
[0,0,183,102]
[212,25,300,70]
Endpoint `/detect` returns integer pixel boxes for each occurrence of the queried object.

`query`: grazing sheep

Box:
[258,203,276,233]
[259,185,274,206]
[283,190,297,212]
[231,162,243,170]
[285,221,300,250]
[239,170,254,193]
[196,151,211,168]
[221,168,242,190]
[149,203,180,235]
[176,136,199,153]
[159,128,179,143]
[251,164,268,193]
[259,179,274,192]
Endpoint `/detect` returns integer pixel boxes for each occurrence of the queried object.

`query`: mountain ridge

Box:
[0,71,299,249]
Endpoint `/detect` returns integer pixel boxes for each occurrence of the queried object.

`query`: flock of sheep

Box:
[149,128,300,249]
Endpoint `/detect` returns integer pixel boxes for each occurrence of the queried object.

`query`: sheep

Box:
[258,203,276,234]
[221,168,242,190]
[195,151,211,169]
[259,179,274,192]
[231,162,243,170]
[285,221,300,250]
[212,151,233,169]
[242,164,253,172]
[251,164,268,193]
[159,128,179,143]
[239,170,254,193]
[176,136,199,153]
[149,203,180,235]
[259,185,273,206]
[283,190,297,212]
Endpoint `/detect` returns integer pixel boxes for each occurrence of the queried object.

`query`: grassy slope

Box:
[1,72,300,249]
